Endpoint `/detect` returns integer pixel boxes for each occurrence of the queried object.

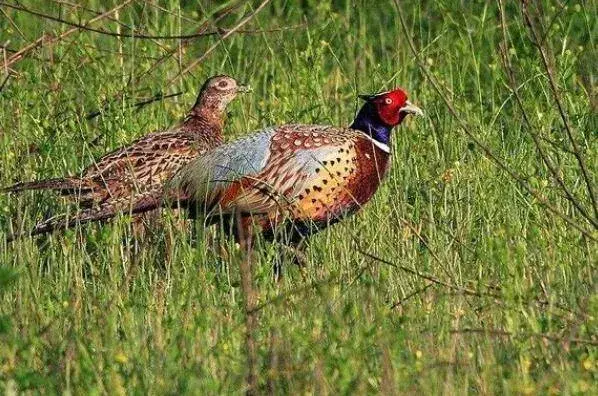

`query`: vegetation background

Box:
[0,0,596,393]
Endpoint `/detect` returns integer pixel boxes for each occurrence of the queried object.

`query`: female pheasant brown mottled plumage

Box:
[5,75,248,239]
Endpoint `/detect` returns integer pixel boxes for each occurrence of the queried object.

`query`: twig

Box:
[84,91,183,120]
[0,74,8,93]
[2,0,135,69]
[357,248,501,299]
[497,0,598,229]
[539,135,576,156]
[393,0,596,241]
[167,0,271,87]
[133,91,183,111]
[248,274,341,314]
[521,0,598,222]
[390,282,435,309]
[399,217,457,284]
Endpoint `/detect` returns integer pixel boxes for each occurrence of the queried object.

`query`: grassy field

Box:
[0,0,597,393]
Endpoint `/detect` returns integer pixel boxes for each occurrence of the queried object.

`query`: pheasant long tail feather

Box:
[5,190,183,242]
[2,177,93,194]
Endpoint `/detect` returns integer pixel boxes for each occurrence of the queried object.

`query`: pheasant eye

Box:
[384,98,392,105]
[218,81,228,88]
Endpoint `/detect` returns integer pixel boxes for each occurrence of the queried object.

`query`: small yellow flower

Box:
[582,358,593,371]
[114,351,128,364]
[415,350,422,359]
[540,179,548,188]
[441,168,455,183]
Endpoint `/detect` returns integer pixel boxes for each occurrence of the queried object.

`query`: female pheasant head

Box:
[190,75,250,118]
[350,87,423,146]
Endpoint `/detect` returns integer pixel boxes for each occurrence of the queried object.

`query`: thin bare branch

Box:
[0,74,8,93]
[390,282,435,309]
[357,248,501,299]
[84,91,183,120]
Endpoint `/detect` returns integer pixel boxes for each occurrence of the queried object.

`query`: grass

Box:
[0,0,597,393]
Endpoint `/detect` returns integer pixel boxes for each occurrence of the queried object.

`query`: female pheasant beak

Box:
[399,101,423,117]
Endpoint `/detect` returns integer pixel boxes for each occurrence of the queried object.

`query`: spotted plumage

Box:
[176,87,423,244]
[4,75,248,240]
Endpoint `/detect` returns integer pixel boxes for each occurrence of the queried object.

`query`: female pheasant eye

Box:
[384,98,393,105]
[218,81,229,88]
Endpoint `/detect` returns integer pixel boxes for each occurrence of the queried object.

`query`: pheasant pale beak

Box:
[399,101,423,116]
[237,84,252,93]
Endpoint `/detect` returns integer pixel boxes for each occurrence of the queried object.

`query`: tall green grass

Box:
[0,0,596,393]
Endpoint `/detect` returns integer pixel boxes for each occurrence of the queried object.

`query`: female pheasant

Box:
[4,75,248,239]
[175,87,422,248]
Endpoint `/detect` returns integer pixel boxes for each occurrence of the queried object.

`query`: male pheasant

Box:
[4,75,248,240]
[175,87,422,249]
